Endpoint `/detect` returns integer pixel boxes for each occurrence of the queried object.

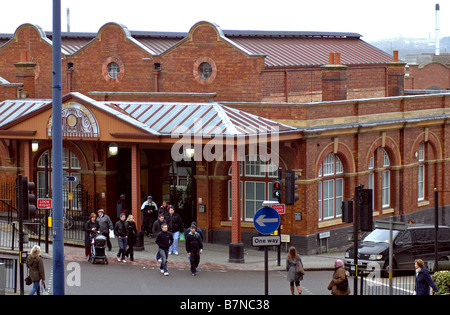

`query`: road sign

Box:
[252,235,281,247]
[375,220,407,231]
[272,204,285,215]
[64,176,77,182]
[254,207,280,235]
[37,198,52,209]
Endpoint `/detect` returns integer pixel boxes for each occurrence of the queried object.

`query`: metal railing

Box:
[359,269,415,295]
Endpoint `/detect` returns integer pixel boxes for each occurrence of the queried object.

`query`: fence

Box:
[358,270,415,295]
[0,257,17,292]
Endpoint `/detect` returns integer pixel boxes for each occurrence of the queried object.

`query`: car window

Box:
[395,230,412,245]
[438,229,450,241]
[412,229,434,244]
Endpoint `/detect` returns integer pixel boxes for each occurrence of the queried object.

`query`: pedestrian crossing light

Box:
[272,180,282,203]
[285,170,299,205]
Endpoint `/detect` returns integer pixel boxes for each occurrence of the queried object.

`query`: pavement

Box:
[1,235,345,272]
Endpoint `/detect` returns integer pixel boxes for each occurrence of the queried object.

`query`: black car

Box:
[344,224,450,277]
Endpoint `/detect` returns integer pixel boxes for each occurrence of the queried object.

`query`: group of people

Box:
[83,195,203,276]
[286,246,440,295]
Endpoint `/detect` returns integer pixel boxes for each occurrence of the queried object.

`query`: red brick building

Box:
[1,21,449,256]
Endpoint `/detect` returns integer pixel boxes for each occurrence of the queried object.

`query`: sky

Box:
[0,0,448,42]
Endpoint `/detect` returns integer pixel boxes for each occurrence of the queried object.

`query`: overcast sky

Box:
[0,0,447,42]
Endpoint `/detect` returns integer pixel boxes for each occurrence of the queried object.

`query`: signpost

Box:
[375,218,407,295]
[253,205,281,295]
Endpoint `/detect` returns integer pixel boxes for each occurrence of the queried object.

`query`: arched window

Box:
[367,148,391,210]
[417,142,425,201]
[37,148,81,210]
[318,153,343,221]
[228,155,278,221]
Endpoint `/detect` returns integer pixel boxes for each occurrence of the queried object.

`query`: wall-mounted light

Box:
[185,147,195,159]
[108,143,118,156]
[31,140,39,152]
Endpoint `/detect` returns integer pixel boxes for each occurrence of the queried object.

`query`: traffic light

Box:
[285,170,299,205]
[359,189,373,231]
[18,175,36,220]
[341,200,353,223]
[272,180,282,202]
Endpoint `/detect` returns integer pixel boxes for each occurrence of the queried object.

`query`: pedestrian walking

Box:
[155,223,173,276]
[114,212,128,263]
[84,212,100,260]
[126,214,137,261]
[141,195,157,236]
[158,200,170,217]
[327,259,350,295]
[286,246,303,295]
[26,245,45,295]
[97,209,113,251]
[414,259,439,295]
[165,205,183,255]
[116,194,128,219]
[152,214,166,262]
[185,224,203,276]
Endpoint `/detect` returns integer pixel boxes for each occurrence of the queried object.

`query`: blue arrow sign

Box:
[254,207,280,235]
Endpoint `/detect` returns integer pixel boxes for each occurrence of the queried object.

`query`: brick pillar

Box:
[321,53,348,101]
[131,144,141,230]
[229,148,244,263]
[387,50,406,97]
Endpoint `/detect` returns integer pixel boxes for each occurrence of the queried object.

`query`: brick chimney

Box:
[386,50,406,97]
[321,53,348,101]
[14,50,36,98]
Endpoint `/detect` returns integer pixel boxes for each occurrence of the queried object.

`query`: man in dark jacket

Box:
[165,205,183,255]
[155,223,173,276]
[114,212,128,263]
[185,224,203,276]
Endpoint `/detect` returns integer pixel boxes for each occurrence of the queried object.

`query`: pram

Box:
[89,234,108,264]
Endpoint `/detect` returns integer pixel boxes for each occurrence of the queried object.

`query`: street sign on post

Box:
[37,198,52,209]
[252,235,281,247]
[253,207,280,235]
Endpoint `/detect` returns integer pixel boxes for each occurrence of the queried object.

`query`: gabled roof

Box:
[0,22,392,67]
[0,93,298,139]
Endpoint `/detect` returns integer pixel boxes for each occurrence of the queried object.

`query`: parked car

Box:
[344,224,450,277]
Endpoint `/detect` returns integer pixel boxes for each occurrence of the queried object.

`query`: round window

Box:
[199,62,212,79]
[193,57,217,85]
[107,62,120,79]
[102,57,124,83]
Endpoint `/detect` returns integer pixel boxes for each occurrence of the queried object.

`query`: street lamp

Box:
[31,140,39,152]
[108,143,118,156]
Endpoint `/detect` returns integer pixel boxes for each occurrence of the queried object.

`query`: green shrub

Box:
[432,271,450,295]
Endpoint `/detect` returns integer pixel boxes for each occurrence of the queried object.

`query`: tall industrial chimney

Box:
[67,8,70,32]
[435,3,440,56]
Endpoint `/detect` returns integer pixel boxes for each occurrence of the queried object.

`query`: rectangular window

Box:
[418,164,425,201]
[323,179,334,219]
[382,170,390,207]
[245,181,265,220]
[335,178,343,216]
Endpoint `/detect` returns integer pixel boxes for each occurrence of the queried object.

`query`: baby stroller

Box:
[89,234,108,264]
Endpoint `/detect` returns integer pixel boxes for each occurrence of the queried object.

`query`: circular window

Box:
[193,57,217,85]
[107,62,120,79]
[199,62,212,79]
[102,57,124,83]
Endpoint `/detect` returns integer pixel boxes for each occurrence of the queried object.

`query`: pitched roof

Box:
[0,23,392,67]
[0,93,297,138]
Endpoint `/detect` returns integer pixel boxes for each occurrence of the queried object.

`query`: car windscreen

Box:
[363,229,399,243]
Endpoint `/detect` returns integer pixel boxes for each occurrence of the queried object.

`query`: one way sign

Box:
[253,207,280,235]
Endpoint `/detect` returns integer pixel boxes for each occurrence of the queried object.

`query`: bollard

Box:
[0,263,5,295]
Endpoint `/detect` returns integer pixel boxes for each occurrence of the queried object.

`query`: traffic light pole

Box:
[17,175,24,295]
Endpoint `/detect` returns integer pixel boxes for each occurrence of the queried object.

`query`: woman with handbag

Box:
[26,245,45,295]
[327,259,350,295]
[286,246,303,295]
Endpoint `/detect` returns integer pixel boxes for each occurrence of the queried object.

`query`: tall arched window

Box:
[417,142,425,201]
[318,153,344,221]
[367,148,391,210]
[228,155,278,221]
[37,148,81,210]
